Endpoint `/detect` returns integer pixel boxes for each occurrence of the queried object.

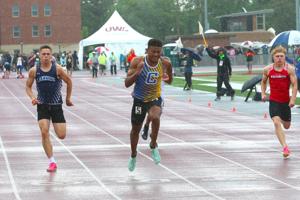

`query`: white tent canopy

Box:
[78,10,151,69]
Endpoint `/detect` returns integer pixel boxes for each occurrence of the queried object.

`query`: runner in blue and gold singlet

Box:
[132,57,163,102]
[125,39,173,171]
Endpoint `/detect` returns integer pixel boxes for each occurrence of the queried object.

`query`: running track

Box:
[1,71,300,200]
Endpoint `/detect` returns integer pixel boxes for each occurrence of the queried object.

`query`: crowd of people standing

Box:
[86,48,137,78]
[0,50,78,79]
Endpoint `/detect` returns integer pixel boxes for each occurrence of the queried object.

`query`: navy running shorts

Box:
[131,97,162,125]
[37,104,66,123]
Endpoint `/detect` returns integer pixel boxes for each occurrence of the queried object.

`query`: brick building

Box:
[0,0,81,54]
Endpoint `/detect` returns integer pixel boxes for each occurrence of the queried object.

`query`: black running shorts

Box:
[131,97,162,125]
[37,104,66,123]
[269,100,291,122]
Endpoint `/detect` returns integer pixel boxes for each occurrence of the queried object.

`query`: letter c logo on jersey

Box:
[146,72,159,84]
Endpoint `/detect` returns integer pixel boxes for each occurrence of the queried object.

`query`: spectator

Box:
[109,52,117,75]
[16,54,24,78]
[72,50,78,70]
[286,55,300,94]
[119,53,126,70]
[245,49,255,74]
[206,47,235,101]
[182,51,193,90]
[66,51,73,76]
[98,52,107,76]
[91,52,98,78]
[126,49,136,73]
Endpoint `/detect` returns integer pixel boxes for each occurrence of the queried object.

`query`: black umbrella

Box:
[180,48,202,61]
[241,75,263,102]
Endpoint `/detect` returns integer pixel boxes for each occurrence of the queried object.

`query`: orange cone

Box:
[232,107,236,112]
[264,113,268,119]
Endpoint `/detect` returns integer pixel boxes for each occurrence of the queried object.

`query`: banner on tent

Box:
[105,26,128,32]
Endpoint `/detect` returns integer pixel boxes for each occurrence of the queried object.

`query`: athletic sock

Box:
[49,156,56,164]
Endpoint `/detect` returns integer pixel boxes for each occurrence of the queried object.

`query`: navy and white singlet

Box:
[36,62,63,105]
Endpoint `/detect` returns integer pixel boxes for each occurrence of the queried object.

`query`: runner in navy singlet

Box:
[261,45,297,158]
[26,45,73,172]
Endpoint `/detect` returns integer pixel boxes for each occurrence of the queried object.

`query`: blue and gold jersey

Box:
[132,56,163,102]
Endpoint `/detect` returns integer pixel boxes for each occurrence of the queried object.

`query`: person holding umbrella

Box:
[206,46,235,101]
[261,45,297,158]
[286,55,300,95]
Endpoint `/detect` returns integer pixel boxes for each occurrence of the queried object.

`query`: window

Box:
[256,14,264,30]
[228,21,246,32]
[44,25,52,37]
[44,4,51,16]
[13,26,21,38]
[31,4,38,17]
[32,25,39,37]
[12,4,20,17]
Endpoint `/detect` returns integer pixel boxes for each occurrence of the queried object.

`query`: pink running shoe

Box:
[47,162,57,172]
[283,146,290,158]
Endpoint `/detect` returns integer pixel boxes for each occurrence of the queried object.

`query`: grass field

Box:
[171,71,300,104]
[193,73,260,83]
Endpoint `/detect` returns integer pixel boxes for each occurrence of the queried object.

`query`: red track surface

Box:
[1,71,300,200]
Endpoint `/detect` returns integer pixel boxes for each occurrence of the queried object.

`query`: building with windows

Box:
[0,0,81,54]
[166,9,276,51]
[216,9,274,32]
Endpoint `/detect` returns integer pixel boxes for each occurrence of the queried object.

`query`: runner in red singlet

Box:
[261,45,297,158]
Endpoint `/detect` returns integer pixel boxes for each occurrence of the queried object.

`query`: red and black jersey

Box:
[268,64,290,103]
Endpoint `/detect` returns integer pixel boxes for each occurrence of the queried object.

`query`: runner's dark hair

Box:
[148,39,162,48]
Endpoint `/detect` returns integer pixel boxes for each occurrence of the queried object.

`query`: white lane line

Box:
[76,96,300,191]
[0,97,28,100]
[79,79,300,140]
[1,82,121,200]
[164,133,300,190]
[1,141,282,153]
[78,89,300,148]
[63,106,225,200]
[0,136,22,200]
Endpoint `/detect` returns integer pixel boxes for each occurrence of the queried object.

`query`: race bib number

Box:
[135,106,142,115]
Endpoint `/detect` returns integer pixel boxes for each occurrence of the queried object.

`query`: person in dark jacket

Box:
[206,47,235,101]
[182,51,193,90]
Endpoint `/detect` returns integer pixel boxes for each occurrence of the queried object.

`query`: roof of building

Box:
[216,9,274,19]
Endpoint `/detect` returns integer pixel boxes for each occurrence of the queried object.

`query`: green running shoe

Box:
[128,157,136,172]
[151,147,161,164]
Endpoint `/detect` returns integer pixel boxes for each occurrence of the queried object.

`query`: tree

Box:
[116,0,181,40]
[80,0,297,43]
[249,0,295,33]
[81,0,116,37]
